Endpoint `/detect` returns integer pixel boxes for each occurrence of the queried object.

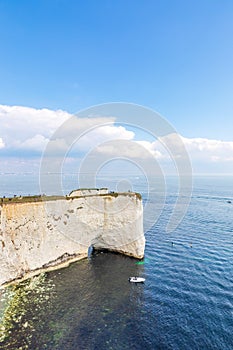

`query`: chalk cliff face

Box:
[0,192,145,286]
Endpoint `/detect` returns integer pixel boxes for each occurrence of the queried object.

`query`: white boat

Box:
[129,277,145,283]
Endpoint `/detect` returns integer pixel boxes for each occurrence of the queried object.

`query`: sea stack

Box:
[0,189,145,286]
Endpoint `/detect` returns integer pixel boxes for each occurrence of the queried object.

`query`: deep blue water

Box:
[0,175,232,349]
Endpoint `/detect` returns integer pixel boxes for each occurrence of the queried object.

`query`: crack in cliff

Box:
[14,219,32,231]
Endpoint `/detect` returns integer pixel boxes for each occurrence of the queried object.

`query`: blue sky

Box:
[0,0,233,175]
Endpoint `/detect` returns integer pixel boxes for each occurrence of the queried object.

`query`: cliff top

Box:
[0,191,142,204]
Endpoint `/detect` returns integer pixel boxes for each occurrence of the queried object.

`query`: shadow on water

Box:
[0,251,146,350]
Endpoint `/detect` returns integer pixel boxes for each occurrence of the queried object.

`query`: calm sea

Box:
[0,174,232,349]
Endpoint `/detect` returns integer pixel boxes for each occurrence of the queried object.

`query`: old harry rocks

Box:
[0,190,145,286]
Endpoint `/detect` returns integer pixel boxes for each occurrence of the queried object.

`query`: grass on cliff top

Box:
[0,195,65,204]
[0,192,142,204]
[100,192,142,200]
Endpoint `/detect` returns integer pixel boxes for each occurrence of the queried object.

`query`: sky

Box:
[0,0,233,176]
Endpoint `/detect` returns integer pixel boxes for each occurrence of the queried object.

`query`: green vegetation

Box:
[105,192,142,200]
[0,191,142,204]
[0,195,66,204]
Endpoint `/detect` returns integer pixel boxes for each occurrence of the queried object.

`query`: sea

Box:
[0,174,232,350]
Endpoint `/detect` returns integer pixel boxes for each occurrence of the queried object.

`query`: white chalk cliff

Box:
[0,191,145,286]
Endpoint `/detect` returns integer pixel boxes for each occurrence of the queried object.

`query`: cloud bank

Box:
[0,104,233,174]
[0,105,133,155]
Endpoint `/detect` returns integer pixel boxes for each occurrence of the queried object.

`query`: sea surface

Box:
[0,174,232,349]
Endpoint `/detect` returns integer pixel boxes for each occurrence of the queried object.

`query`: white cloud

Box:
[181,136,233,162]
[0,104,134,155]
[92,134,233,176]
[73,125,134,153]
[136,141,163,159]
[94,140,165,160]
[0,105,70,153]
[16,134,49,152]
[0,105,70,138]
[0,138,5,149]
[1,104,233,175]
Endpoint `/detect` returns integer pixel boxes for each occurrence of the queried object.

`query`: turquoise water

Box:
[0,175,233,349]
